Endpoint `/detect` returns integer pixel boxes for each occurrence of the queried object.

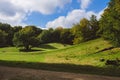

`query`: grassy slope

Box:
[0,43,66,62]
[45,38,120,67]
[0,38,120,66]
[0,38,120,76]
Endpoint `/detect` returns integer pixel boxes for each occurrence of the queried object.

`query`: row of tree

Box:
[0,14,99,50]
[0,23,74,50]
[0,0,119,50]
[71,15,99,44]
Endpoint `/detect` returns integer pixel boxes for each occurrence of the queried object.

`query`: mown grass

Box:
[0,43,66,62]
[0,38,120,77]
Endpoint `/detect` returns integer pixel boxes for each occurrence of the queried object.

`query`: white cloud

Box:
[46,7,106,29]
[46,0,97,28]
[11,0,71,15]
[0,0,71,26]
[78,0,92,9]
[46,0,106,29]
[0,0,105,28]
[46,9,97,28]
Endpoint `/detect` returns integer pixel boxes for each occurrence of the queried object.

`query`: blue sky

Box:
[0,0,110,28]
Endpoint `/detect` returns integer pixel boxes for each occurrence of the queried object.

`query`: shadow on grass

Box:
[0,60,120,77]
[39,44,57,49]
[19,49,44,52]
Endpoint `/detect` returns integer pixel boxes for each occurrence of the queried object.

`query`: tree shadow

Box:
[19,49,44,52]
[0,60,120,77]
[95,46,114,54]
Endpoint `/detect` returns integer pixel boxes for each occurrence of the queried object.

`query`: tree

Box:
[99,0,120,47]
[13,26,39,50]
[60,29,74,44]
[72,18,91,44]
[0,23,13,46]
[13,26,22,33]
[51,27,63,43]
[37,29,52,44]
[0,30,8,47]
[89,15,99,38]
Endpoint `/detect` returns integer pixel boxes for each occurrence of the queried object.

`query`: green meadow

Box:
[0,38,120,76]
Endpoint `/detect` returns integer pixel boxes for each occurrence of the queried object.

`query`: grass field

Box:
[0,43,67,62]
[0,38,120,76]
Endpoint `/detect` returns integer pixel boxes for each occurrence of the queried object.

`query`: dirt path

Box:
[0,66,120,80]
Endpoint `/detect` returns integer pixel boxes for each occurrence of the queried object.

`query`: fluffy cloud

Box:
[0,0,26,26]
[46,8,105,28]
[46,0,105,29]
[46,0,94,28]
[78,0,92,9]
[11,0,71,15]
[0,0,71,26]
[0,0,105,28]
[46,9,97,28]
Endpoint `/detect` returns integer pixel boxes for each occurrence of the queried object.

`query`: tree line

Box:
[0,15,99,50]
[0,0,119,50]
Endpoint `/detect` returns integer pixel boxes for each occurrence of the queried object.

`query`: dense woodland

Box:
[0,0,120,50]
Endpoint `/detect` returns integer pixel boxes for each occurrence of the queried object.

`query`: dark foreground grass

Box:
[0,60,120,77]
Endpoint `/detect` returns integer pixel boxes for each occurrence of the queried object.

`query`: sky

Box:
[0,0,110,29]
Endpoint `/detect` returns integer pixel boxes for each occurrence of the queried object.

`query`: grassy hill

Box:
[44,38,120,67]
[0,43,67,62]
[0,38,120,76]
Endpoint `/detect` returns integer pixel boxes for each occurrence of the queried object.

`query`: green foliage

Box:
[60,29,74,44]
[72,18,91,44]
[13,26,40,50]
[38,27,73,44]
[38,29,52,44]
[99,0,120,47]
[89,15,99,38]
[72,15,99,44]
[51,27,63,43]
[13,26,22,33]
[0,23,13,46]
[0,30,8,47]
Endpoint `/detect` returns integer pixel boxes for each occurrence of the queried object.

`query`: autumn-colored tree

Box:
[72,18,91,44]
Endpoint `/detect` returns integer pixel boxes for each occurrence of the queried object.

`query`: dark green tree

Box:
[0,23,13,46]
[13,26,22,33]
[13,26,39,50]
[99,0,120,47]
[52,27,63,43]
[89,15,99,38]
[37,29,52,44]
[0,30,8,47]
[60,29,74,44]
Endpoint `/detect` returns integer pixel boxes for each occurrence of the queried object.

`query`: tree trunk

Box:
[25,45,30,51]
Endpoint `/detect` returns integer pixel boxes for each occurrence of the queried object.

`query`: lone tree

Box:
[13,26,40,51]
[99,0,120,47]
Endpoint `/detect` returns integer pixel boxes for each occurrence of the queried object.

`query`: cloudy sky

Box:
[0,0,109,28]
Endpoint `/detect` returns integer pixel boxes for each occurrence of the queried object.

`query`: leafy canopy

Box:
[99,0,120,47]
